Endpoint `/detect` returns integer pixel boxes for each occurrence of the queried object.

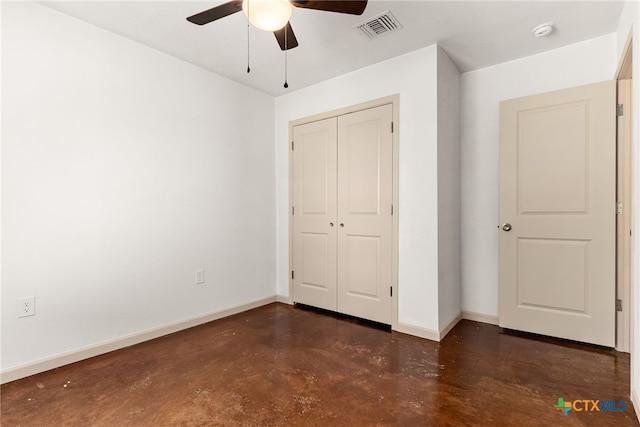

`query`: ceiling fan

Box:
[187,0,368,51]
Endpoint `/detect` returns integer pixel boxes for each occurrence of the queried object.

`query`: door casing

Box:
[615,29,633,353]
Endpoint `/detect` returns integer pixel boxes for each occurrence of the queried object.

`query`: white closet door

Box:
[336,104,393,324]
[292,117,338,311]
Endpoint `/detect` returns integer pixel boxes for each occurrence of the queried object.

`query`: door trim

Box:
[615,29,633,81]
[615,30,633,353]
[288,95,400,329]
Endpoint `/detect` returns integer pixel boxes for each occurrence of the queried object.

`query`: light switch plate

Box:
[195,269,205,285]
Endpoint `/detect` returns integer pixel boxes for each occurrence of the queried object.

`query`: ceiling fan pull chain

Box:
[284,22,289,88]
[246,0,251,73]
[247,22,251,73]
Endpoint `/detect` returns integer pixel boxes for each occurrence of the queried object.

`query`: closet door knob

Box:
[340,223,344,227]
[329,222,334,227]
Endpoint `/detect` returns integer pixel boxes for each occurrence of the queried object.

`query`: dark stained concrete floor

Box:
[1,302,637,426]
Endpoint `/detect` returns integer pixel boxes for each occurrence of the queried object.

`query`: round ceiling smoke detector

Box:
[532,22,555,38]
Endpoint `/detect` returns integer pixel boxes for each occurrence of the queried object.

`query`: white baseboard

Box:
[632,386,640,423]
[394,322,441,342]
[1,295,277,384]
[276,294,293,305]
[462,310,499,325]
[439,312,462,339]
[394,312,462,343]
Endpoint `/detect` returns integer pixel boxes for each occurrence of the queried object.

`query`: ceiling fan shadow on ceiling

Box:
[187,0,368,51]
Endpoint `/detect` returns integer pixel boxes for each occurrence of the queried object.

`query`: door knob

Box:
[329,222,334,227]
[340,223,344,227]
[501,223,512,232]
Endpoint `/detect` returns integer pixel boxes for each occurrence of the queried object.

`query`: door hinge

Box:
[291,271,295,280]
[617,299,623,312]
[391,122,394,133]
[390,286,393,297]
[617,104,624,116]
[292,206,295,215]
[391,204,394,215]
[291,141,294,150]
[617,201,623,215]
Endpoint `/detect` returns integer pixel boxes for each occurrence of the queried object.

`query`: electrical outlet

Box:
[18,296,35,318]
[195,269,205,285]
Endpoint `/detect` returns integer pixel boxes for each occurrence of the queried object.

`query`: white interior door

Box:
[292,117,338,311]
[498,80,616,346]
[336,104,393,324]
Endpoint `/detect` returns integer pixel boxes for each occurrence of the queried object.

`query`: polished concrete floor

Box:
[1,303,637,426]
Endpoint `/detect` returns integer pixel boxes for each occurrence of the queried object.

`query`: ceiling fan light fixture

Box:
[242,0,292,32]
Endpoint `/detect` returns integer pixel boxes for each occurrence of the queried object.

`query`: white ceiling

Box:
[38,0,625,96]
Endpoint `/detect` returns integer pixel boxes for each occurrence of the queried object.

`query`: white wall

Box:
[1,2,276,371]
[275,45,442,331]
[436,47,462,329]
[616,0,640,416]
[460,33,617,318]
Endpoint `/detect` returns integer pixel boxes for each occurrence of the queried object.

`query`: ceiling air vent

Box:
[354,10,403,39]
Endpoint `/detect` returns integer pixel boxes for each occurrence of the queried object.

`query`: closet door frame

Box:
[288,94,400,329]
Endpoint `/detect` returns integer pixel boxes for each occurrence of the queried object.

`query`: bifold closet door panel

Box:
[292,117,338,311]
[336,104,393,324]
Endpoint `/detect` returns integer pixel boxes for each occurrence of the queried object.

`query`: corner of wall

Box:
[436,46,463,329]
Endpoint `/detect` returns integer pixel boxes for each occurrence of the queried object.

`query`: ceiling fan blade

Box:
[291,0,367,15]
[187,0,243,25]
[274,23,299,51]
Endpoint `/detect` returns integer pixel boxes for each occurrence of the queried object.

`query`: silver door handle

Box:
[501,223,512,232]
